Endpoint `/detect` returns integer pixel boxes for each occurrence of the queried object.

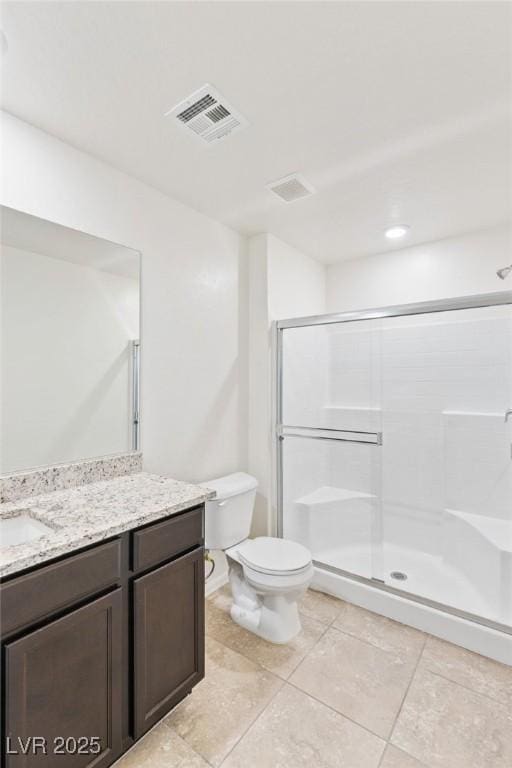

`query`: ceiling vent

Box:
[267,173,316,203]
[165,84,248,145]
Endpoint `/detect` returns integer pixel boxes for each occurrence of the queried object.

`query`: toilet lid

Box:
[238,537,312,576]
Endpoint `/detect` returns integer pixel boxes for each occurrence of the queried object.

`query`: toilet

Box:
[201,472,313,644]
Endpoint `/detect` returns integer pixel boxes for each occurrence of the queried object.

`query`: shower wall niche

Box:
[277,295,512,632]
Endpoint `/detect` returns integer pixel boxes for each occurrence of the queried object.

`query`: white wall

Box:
[1,111,248,485]
[248,234,271,535]
[0,244,138,472]
[327,224,512,312]
[248,233,326,536]
[267,234,326,321]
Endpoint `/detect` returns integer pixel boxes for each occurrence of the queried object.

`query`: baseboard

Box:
[205,570,228,597]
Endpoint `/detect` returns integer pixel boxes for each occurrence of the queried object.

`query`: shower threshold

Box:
[311,558,511,665]
[315,543,506,627]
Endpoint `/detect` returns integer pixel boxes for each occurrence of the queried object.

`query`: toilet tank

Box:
[201,472,258,550]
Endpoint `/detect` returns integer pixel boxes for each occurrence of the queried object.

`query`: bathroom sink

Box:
[0,513,54,548]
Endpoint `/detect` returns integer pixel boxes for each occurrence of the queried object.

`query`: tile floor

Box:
[114,586,512,768]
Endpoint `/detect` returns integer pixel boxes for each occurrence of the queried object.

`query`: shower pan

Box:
[274,291,512,664]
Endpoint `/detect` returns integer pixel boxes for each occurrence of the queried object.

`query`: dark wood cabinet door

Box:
[4,590,122,767]
[133,547,204,737]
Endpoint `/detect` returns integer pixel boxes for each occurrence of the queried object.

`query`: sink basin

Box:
[0,513,54,548]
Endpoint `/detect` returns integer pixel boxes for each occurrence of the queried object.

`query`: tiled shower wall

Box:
[282,304,512,524]
[327,306,512,521]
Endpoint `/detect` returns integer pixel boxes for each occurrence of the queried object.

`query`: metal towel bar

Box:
[277,425,382,446]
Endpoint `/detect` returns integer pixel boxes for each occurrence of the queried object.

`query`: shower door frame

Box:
[274,290,512,635]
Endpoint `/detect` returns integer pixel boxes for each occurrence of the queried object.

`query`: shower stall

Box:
[275,292,512,662]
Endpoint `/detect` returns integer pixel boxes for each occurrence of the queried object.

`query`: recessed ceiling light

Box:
[385,225,410,240]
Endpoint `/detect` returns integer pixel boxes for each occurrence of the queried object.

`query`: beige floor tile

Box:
[206,586,326,679]
[221,684,385,768]
[165,637,282,767]
[299,588,346,625]
[420,635,512,706]
[333,602,425,659]
[380,744,429,768]
[391,668,512,768]
[289,626,416,738]
[112,720,209,768]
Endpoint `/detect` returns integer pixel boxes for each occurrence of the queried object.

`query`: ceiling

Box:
[1,1,511,264]
[1,206,140,279]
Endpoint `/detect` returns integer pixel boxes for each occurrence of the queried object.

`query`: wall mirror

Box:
[0,206,141,474]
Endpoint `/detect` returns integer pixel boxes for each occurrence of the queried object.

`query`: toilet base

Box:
[227,559,310,644]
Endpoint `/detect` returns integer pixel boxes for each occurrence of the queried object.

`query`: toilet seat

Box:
[237,536,312,576]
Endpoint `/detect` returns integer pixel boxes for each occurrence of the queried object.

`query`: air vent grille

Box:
[166,84,248,145]
[177,94,216,123]
[267,174,316,203]
[207,104,230,123]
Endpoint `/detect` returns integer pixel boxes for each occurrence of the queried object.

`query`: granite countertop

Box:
[0,472,215,578]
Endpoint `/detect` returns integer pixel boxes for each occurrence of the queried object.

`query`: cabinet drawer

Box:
[132,506,203,573]
[0,539,121,636]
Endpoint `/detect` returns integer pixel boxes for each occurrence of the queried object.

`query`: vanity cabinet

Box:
[4,591,122,767]
[0,504,205,768]
[133,548,204,736]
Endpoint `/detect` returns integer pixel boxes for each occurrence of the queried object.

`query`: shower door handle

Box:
[277,425,383,445]
[505,409,512,423]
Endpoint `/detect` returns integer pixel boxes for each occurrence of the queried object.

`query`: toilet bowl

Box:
[226,536,313,643]
[201,472,313,644]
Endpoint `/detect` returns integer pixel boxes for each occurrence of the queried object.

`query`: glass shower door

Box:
[379,303,512,626]
[278,297,512,631]
[279,320,384,581]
